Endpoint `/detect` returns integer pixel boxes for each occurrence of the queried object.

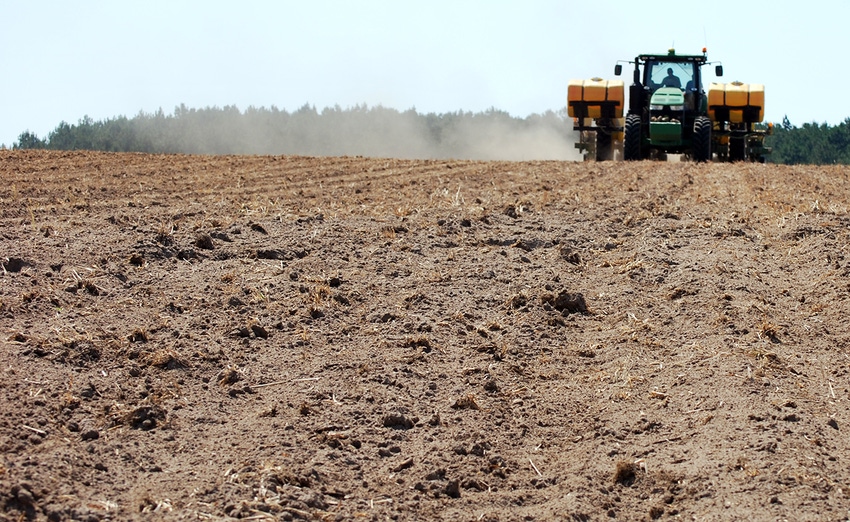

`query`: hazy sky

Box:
[0,0,845,147]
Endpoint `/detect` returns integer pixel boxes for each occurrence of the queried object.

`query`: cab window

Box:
[647,61,697,91]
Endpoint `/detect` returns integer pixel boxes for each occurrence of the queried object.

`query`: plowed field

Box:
[2,150,850,520]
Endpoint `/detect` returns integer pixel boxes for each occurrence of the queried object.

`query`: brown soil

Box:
[1,150,849,521]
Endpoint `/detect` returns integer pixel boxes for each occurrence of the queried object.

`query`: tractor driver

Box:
[661,68,682,89]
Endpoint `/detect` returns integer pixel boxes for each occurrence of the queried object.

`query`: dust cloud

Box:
[23,104,583,160]
[178,105,583,161]
[431,113,584,161]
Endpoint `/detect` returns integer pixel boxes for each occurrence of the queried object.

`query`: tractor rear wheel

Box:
[623,114,642,161]
[693,116,712,162]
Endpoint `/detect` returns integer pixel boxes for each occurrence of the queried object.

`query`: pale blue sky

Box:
[0,0,845,147]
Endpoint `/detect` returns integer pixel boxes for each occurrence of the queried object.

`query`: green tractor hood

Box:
[649,87,685,146]
[650,87,685,106]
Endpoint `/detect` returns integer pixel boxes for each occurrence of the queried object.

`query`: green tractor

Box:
[617,49,716,161]
[568,48,771,162]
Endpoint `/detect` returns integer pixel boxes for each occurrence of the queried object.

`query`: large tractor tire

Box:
[595,131,613,161]
[623,114,643,161]
[693,116,712,162]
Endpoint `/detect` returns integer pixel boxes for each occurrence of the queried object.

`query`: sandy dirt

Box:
[1,150,850,521]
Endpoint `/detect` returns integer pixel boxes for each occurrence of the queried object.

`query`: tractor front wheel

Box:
[693,116,712,162]
[623,114,643,161]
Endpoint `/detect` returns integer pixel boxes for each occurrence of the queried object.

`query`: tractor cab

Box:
[616,49,713,119]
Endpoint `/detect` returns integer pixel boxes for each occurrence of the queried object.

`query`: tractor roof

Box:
[637,49,708,64]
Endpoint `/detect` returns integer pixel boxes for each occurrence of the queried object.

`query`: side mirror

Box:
[614,64,622,76]
[715,65,723,77]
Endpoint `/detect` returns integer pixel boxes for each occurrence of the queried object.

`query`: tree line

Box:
[11,105,850,164]
[767,116,850,165]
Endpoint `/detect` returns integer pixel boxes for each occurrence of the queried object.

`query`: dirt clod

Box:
[219,367,240,386]
[2,257,27,273]
[613,460,637,486]
[451,394,480,410]
[383,413,416,430]
[195,233,215,250]
[257,248,286,260]
[250,324,269,339]
[541,291,588,315]
[126,405,166,430]
[444,479,461,498]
